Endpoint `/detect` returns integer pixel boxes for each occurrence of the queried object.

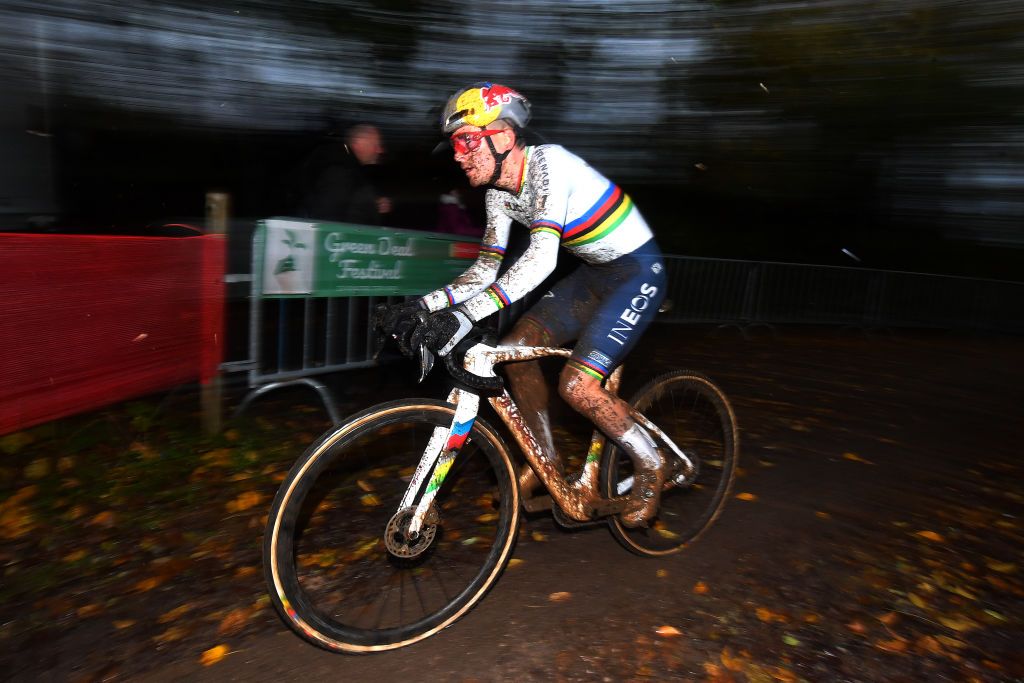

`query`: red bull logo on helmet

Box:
[454,83,521,128]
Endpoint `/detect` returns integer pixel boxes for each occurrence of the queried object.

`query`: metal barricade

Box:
[660,255,1024,335]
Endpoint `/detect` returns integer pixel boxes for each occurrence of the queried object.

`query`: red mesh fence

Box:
[0,233,225,435]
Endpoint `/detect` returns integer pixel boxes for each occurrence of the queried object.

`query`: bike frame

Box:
[399,342,694,536]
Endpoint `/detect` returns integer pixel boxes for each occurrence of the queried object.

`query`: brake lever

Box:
[417,344,435,383]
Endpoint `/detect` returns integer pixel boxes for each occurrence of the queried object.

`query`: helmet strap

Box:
[484,134,511,187]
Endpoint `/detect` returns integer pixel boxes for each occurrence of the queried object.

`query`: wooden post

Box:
[201,191,230,435]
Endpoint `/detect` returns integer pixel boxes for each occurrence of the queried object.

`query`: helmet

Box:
[440,82,531,135]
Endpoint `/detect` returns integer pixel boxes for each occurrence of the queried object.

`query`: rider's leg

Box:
[500,318,562,496]
[558,365,665,527]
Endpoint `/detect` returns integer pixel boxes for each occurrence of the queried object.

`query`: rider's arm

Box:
[460,149,570,322]
[420,205,512,313]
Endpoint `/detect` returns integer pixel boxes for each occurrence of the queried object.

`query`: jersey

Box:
[421,144,655,321]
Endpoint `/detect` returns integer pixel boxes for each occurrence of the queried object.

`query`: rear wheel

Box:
[264,399,519,652]
[601,371,738,556]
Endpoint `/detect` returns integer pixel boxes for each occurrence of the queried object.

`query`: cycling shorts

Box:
[520,239,666,380]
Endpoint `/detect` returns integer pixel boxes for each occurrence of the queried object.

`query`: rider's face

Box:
[451,125,512,187]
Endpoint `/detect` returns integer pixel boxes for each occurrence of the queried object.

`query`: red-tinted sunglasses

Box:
[450,129,504,155]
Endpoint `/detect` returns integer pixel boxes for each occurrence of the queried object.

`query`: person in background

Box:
[436,184,482,237]
[298,123,392,225]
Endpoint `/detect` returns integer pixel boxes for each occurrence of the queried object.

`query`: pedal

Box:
[552,503,605,530]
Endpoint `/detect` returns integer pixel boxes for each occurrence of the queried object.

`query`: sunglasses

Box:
[449,129,505,155]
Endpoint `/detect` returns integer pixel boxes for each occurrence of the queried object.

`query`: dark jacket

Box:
[298,144,381,225]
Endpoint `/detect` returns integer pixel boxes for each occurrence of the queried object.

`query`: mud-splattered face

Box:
[451,125,512,187]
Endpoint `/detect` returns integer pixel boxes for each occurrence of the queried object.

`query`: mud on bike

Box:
[263,315,739,653]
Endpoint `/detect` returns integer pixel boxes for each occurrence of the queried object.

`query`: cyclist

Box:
[382,82,668,527]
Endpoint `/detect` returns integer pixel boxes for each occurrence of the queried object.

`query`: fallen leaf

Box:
[843,452,874,465]
[720,648,744,671]
[916,530,945,542]
[846,620,867,634]
[153,625,189,644]
[693,581,709,594]
[157,602,195,626]
[217,608,251,636]
[114,620,136,630]
[908,593,928,609]
[656,569,668,578]
[655,625,683,637]
[24,458,51,480]
[916,635,943,654]
[135,577,165,593]
[938,616,978,633]
[531,531,548,542]
[756,607,788,623]
[234,566,258,579]
[199,645,229,666]
[815,511,831,519]
[876,638,908,653]
[226,491,265,513]
[782,634,801,647]
[88,511,116,528]
[878,612,900,626]
[735,492,757,501]
[507,558,524,568]
[985,560,1017,574]
[63,549,87,563]
[77,604,101,618]
[548,591,572,602]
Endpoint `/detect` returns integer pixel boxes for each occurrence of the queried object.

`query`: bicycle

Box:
[263,318,739,653]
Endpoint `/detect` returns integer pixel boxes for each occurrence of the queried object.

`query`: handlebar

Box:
[373,304,504,395]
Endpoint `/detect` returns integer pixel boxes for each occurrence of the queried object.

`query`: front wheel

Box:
[264,399,520,653]
[601,371,739,556]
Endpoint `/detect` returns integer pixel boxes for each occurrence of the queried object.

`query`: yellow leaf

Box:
[843,452,874,465]
[908,593,927,609]
[508,558,524,568]
[916,530,944,542]
[548,591,572,602]
[656,527,680,539]
[217,608,251,636]
[77,603,101,618]
[875,638,908,653]
[655,625,683,637]
[356,479,374,492]
[531,531,548,542]
[199,645,230,666]
[476,512,498,523]
[24,458,51,480]
[159,602,197,623]
[815,511,831,519]
[735,492,757,501]
[135,577,164,593]
[938,616,978,633]
[657,569,668,578]
[916,635,943,655]
[153,625,189,644]
[234,566,258,579]
[88,511,116,527]
[63,549,87,563]
[226,491,265,513]
[693,581,709,594]
[114,620,136,629]
[720,647,744,672]
[985,560,1017,574]
[756,607,788,623]
[878,612,899,626]
[359,493,381,507]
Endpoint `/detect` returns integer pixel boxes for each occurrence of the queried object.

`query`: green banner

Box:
[258,218,479,297]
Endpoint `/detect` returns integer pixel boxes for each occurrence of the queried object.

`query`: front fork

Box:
[398,387,480,537]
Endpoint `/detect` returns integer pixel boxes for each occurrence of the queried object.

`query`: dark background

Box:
[1,0,1021,279]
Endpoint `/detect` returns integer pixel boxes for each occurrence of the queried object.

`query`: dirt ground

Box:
[1,325,1021,682]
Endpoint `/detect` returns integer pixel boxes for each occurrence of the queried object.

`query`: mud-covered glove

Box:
[411,309,473,357]
[377,300,426,355]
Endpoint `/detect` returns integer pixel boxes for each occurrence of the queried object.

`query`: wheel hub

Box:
[384,508,438,559]
[670,450,700,487]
